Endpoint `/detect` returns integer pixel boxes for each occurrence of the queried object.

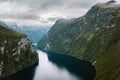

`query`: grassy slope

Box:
[38,5,120,80]
[0,25,38,78]
[93,8,120,80]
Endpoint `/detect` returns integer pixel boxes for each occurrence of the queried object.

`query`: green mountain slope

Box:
[0,23,38,78]
[38,3,120,80]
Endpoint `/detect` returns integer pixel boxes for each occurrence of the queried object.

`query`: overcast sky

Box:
[0,0,120,26]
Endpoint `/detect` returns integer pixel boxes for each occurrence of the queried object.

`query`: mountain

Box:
[0,22,38,78]
[0,21,9,28]
[38,2,120,80]
[2,22,50,44]
[20,25,50,44]
[4,22,21,32]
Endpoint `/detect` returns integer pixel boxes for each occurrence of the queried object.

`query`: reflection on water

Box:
[33,50,80,80]
[47,51,96,80]
[2,63,37,80]
[2,49,95,80]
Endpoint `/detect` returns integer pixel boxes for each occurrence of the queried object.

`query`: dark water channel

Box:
[2,49,96,80]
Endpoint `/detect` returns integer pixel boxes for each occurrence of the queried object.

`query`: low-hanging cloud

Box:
[0,0,119,25]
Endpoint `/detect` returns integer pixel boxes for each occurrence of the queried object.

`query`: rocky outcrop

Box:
[38,2,120,80]
[0,23,38,78]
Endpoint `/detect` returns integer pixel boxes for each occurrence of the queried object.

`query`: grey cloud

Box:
[47,17,64,22]
[0,0,119,25]
[0,0,96,11]
[0,13,39,20]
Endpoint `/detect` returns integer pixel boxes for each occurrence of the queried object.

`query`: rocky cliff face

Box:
[0,23,38,78]
[38,2,120,80]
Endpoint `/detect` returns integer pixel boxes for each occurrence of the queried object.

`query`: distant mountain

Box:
[20,25,50,44]
[0,22,38,78]
[4,22,21,32]
[0,21,9,28]
[38,2,120,80]
[2,22,50,44]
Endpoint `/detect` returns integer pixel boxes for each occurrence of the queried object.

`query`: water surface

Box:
[3,49,95,80]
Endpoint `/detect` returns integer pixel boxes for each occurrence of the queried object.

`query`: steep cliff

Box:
[0,22,38,78]
[38,2,120,80]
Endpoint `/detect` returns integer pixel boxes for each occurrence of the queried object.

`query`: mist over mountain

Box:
[1,0,120,80]
[19,25,50,44]
[1,21,50,44]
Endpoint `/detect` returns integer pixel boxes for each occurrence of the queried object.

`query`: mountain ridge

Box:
[0,22,38,78]
[38,2,120,80]
[1,21,50,44]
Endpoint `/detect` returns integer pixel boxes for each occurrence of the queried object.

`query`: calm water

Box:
[3,49,96,80]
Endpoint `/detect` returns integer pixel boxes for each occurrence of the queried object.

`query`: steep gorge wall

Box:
[0,23,38,78]
[38,3,120,80]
